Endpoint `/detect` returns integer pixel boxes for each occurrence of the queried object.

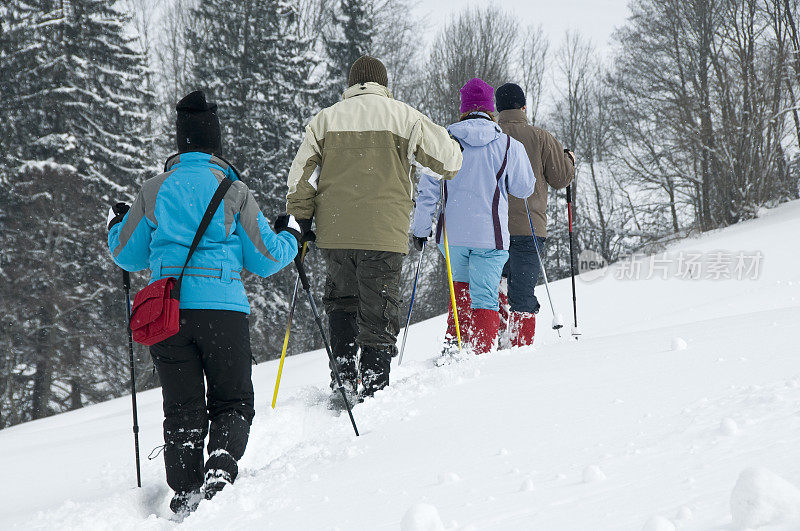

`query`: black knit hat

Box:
[348,55,388,87]
[175,90,221,155]
[496,83,527,112]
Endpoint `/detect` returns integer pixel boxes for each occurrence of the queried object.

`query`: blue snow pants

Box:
[438,245,509,310]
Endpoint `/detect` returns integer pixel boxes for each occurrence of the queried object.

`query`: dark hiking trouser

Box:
[321,249,403,394]
[502,235,547,314]
[328,310,359,391]
[150,309,255,495]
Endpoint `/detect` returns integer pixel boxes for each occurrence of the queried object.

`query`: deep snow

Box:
[2,200,800,530]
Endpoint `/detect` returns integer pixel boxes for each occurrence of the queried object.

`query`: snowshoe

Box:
[434,337,462,367]
[327,387,361,412]
[169,489,202,515]
[204,469,232,501]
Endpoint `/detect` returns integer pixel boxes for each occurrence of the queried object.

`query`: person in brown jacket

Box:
[495,83,575,347]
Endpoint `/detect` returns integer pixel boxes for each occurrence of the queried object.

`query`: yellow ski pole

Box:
[442,217,462,349]
[272,242,308,408]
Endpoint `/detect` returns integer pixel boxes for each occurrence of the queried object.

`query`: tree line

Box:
[1,0,798,428]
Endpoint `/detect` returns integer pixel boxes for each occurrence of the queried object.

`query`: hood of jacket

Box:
[163,151,240,181]
[497,108,529,125]
[447,115,503,148]
[342,82,393,100]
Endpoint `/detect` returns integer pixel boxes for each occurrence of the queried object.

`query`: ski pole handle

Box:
[564,148,575,167]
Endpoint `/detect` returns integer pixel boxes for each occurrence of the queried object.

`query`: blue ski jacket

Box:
[108,152,298,314]
[411,115,536,250]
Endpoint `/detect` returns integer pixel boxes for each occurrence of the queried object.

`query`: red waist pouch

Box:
[130,277,180,346]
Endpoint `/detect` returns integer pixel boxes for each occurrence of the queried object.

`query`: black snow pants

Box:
[321,248,403,395]
[150,309,255,495]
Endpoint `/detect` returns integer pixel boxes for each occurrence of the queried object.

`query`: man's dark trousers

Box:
[321,249,403,395]
[502,235,547,314]
[150,309,255,495]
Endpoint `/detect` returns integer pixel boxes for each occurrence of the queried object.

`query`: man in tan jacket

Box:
[287,56,462,401]
[495,83,575,347]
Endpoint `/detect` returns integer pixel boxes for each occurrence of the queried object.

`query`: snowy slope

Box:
[3,201,800,530]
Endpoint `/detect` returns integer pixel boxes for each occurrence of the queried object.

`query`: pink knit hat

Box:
[459,78,495,114]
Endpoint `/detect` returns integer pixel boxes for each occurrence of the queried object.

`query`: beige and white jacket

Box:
[286,83,463,254]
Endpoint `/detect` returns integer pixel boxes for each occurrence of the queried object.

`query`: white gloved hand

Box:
[107,202,130,230]
[287,214,301,234]
[107,206,117,228]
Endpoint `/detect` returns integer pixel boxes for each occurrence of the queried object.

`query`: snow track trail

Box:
[3,200,800,530]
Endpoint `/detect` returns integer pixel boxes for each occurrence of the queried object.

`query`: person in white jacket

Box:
[412,78,535,354]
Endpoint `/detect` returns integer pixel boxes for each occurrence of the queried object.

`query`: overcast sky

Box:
[414,0,632,55]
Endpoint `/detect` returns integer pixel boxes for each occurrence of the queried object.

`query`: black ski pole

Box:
[122,270,142,487]
[293,256,360,436]
[566,185,580,339]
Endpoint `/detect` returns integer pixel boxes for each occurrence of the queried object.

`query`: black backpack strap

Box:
[174,177,233,300]
[491,135,512,249]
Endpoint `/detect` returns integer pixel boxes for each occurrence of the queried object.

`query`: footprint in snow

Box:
[437,472,461,485]
[583,465,607,483]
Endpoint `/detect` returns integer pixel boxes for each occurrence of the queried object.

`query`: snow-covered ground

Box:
[3,201,800,530]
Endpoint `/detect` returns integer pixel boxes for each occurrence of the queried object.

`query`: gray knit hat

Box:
[348,55,388,87]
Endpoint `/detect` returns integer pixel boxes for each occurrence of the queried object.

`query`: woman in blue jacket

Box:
[107,91,301,513]
[411,78,535,354]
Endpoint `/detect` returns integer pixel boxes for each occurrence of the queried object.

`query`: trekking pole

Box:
[398,201,444,366]
[443,227,462,348]
[440,182,462,349]
[566,185,580,339]
[398,242,425,366]
[293,256,359,436]
[271,242,308,408]
[122,270,142,487]
[523,200,564,337]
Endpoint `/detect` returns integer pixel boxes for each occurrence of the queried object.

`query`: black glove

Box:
[107,202,129,230]
[411,233,430,252]
[273,214,302,243]
[295,219,316,246]
[300,230,316,246]
[296,218,312,234]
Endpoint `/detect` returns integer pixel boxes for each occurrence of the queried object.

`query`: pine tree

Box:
[0,2,40,173]
[12,1,153,192]
[0,0,154,424]
[323,0,375,104]
[187,0,325,359]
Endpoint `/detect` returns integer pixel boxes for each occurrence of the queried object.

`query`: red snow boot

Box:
[446,281,472,344]
[470,309,500,354]
[509,311,536,348]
